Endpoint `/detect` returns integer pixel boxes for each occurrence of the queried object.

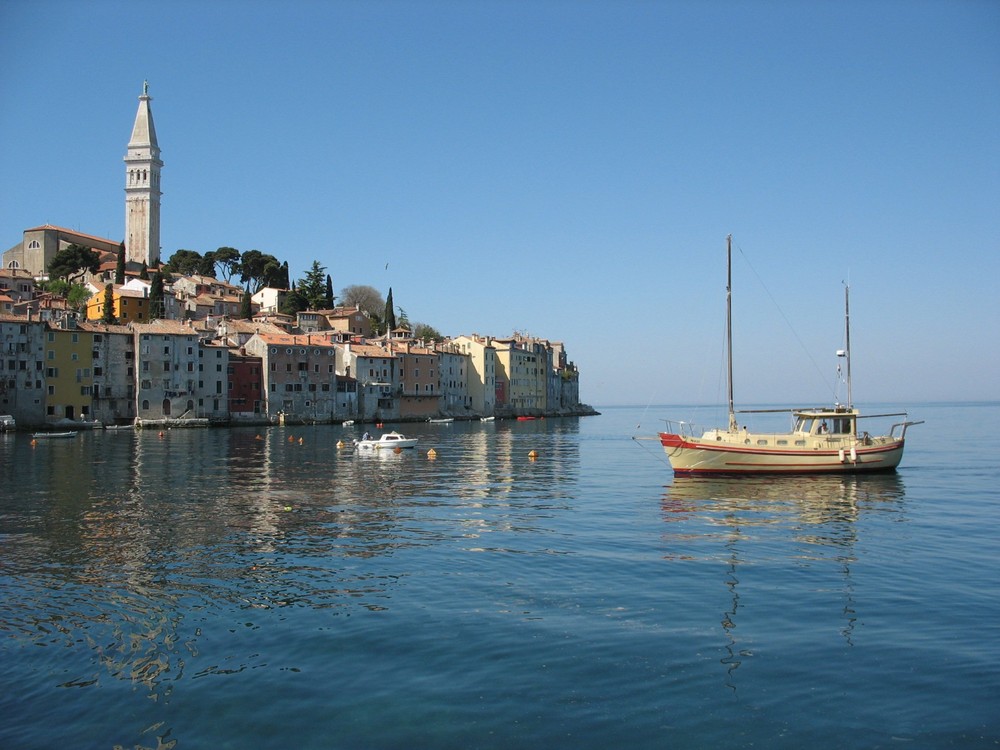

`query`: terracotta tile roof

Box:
[255,333,338,348]
[24,225,120,246]
[74,321,133,334]
[131,320,198,335]
[346,343,395,358]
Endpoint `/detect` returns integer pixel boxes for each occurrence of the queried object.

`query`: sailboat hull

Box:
[659,431,905,475]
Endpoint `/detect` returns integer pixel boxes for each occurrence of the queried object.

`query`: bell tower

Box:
[124,81,162,266]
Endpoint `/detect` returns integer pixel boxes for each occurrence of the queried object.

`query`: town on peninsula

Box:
[0,85,595,430]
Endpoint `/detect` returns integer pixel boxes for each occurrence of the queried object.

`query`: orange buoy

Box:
[427,448,437,459]
[528,449,538,460]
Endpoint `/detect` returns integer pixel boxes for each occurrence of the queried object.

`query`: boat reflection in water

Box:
[659,472,905,690]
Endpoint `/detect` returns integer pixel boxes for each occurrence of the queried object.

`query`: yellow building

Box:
[86,285,150,324]
[44,324,94,422]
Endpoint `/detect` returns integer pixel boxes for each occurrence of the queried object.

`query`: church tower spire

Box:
[124,80,163,266]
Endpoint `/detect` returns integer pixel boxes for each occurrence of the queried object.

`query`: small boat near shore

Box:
[428,417,454,424]
[353,431,418,450]
[32,431,77,439]
[658,235,922,475]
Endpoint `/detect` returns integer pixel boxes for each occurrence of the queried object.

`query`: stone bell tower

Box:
[124,81,162,266]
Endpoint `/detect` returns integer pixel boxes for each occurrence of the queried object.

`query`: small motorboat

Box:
[353,431,418,450]
[428,418,454,423]
[31,431,77,439]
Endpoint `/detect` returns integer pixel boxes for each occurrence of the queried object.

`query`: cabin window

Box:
[794,440,806,446]
[756,439,768,446]
[777,439,788,446]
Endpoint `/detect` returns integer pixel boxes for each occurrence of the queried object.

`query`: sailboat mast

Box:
[844,284,853,409]
[726,234,736,431]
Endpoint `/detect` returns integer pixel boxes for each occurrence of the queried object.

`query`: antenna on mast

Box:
[726,234,737,432]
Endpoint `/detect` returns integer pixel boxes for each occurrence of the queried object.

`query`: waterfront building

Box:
[391,341,440,419]
[133,320,202,421]
[198,342,230,421]
[124,82,163,267]
[450,335,497,417]
[0,316,47,426]
[226,350,263,419]
[76,322,135,425]
[243,333,338,423]
[490,337,545,413]
[43,324,94,422]
[337,341,399,422]
[435,342,471,415]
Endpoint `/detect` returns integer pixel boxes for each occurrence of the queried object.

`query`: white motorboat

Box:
[353,431,418,450]
[658,235,922,475]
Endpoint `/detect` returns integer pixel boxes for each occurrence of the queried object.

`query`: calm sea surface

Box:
[1,403,998,749]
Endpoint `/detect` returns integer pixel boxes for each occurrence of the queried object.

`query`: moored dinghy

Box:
[658,235,922,475]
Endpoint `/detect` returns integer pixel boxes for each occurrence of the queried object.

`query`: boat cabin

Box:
[793,408,857,437]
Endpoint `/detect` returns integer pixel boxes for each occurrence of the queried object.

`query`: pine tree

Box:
[102,284,116,323]
[298,261,327,310]
[115,242,126,284]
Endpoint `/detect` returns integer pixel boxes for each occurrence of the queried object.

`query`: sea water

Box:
[1,403,997,749]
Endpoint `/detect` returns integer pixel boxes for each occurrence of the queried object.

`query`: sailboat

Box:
[658,236,921,475]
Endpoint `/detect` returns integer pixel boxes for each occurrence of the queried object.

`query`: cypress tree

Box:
[139,261,149,280]
[149,272,164,320]
[384,287,396,333]
[241,290,252,319]
[325,274,334,309]
[102,284,116,323]
[115,242,126,284]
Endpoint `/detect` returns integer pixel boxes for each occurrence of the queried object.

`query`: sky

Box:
[1,0,998,408]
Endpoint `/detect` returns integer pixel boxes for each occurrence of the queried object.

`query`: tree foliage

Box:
[212,247,241,282]
[240,290,253,320]
[296,261,329,310]
[115,242,126,285]
[340,285,385,318]
[48,243,101,283]
[149,272,165,320]
[384,287,397,332]
[163,249,214,277]
[102,284,117,323]
[280,288,308,317]
[413,323,442,342]
[239,250,282,294]
[325,274,335,309]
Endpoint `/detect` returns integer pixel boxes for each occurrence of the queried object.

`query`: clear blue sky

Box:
[2,0,997,407]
